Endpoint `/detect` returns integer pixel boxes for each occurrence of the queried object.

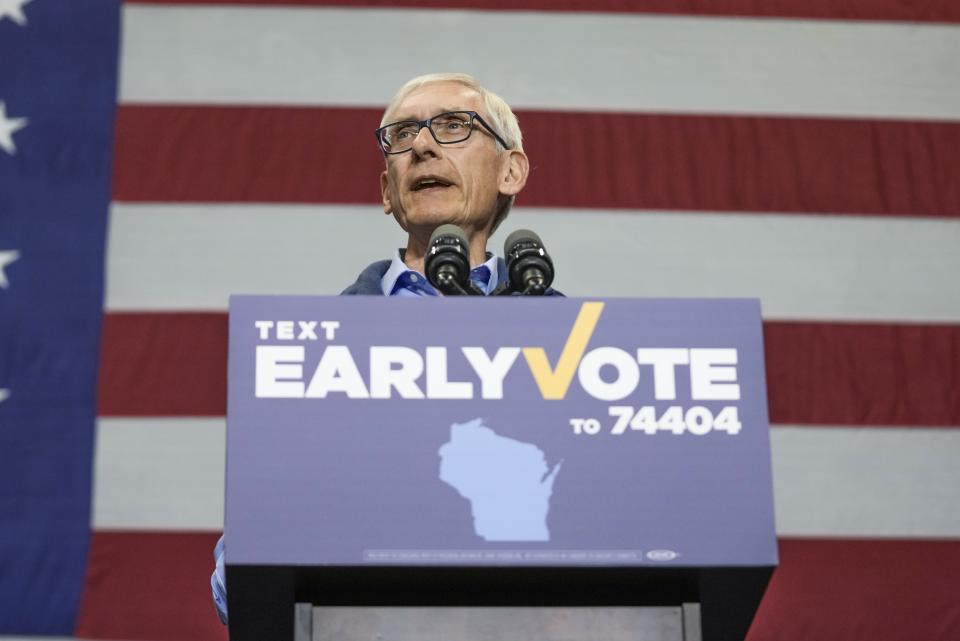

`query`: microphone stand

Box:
[433,265,486,296]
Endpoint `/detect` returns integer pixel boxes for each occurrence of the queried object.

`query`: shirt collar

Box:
[380,249,500,296]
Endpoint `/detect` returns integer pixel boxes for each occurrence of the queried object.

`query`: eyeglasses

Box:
[375,111,511,155]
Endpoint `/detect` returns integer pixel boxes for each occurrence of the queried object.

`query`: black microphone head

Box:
[430,223,470,249]
[504,228,554,294]
[425,224,471,289]
[504,228,543,256]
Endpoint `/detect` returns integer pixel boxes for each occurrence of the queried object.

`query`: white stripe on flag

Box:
[93,418,225,531]
[105,204,960,321]
[771,426,960,537]
[119,5,960,120]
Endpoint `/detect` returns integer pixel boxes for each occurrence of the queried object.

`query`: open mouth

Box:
[411,177,453,191]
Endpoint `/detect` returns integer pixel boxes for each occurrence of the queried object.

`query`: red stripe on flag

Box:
[98,313,228,416]
[113,106,960,217]
[75,531,228,641]
[98,312,960,426]
[122,0,960,24]
[112,106,384,206]
[748,538,960,641]
[765,321,960,427]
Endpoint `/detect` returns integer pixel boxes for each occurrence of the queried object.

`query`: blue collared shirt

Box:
[380,250,500,296]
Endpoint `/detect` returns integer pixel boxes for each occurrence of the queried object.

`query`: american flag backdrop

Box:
[1,0,959,640]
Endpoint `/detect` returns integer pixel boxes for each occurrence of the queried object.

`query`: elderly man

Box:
[342,72,539,296]
[211,72,557,625]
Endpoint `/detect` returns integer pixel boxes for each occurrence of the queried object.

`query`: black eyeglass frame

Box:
[374,110,511,155]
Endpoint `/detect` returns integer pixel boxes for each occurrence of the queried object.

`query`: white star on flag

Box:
[0,250,20,288]
[0,389,9,404]
[0,0,32,26]
[0,101,28,156]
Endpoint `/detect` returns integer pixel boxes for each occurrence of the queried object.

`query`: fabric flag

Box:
[1,1,959,640]
[0,0,119,634]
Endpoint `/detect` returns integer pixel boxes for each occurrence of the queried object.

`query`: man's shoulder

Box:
[340,260,391,296]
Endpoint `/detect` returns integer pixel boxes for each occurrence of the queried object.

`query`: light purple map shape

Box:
[439,418,563,542]
[225,296,777,568]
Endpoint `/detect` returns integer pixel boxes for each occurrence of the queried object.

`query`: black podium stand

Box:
[227,565,772,640]
[225,296,777,641]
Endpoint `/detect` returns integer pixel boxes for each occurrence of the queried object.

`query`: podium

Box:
[225,297,777,640]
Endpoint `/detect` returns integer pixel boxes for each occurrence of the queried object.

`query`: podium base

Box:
[295,605,702,641]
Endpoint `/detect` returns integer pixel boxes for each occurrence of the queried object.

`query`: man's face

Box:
[380,82,523,237]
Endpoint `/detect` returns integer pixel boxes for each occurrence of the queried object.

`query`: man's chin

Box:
[401,210,468,232]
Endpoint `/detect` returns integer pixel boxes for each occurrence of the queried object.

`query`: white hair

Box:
[381,72,523,152]
[381,72,525,231]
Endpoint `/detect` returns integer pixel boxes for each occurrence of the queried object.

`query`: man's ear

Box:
[380,170,393,214]
[499,149,529,197]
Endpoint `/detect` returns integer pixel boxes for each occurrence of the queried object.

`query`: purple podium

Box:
[225,296,777,640]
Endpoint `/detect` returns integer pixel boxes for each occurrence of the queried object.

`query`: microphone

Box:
[504,229,554,295]
[425,224,481,296]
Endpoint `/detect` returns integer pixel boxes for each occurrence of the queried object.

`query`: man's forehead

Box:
[389,82,482,121]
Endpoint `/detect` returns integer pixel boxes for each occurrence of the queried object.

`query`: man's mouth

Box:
[411,177,453,192]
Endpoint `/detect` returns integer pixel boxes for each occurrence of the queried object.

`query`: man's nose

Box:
[410,125,441,158]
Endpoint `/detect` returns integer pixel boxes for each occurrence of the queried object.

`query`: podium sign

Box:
[226,296,776,570]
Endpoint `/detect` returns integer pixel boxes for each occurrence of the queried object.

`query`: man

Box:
[342,72,540,296]
[212,72,556,625]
